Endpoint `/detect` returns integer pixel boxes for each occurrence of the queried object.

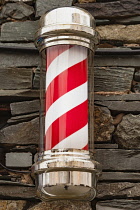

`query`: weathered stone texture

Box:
[96,200,140,210]
[134,69,140,82]
[114,16,140,25]
[10,100,39,116]
[96,24,140,44]
[114,114,140,149]
[94,55,140,67]
[97,182,140,199]
[100,172,140,182]
[0,185,36,199]
[6,152,32,167]
[7,113,39,124]
[95,101,140,114]
[78,0,96,3]
[0,68,32,90]
[3,0,33,3]
[28,200,92,210]
[0,200,27,210]
[0,2,34,20]
[95,149,140,171]
[36,0,74,17]
[0,117,39,144]
[75,0,140,19]
[0,90,39,99]
[94,94,140,101]
[0,50,40,68]
[94,106,114,142]
[0,21,38,42]
[94,67,134,92]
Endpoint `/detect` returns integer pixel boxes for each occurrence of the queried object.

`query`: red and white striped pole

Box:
[32,7,101,201]
[45,45,88,151]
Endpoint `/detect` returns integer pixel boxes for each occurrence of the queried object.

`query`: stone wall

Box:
[0,0,140,209]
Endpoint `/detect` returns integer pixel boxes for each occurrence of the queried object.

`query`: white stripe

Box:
[45,82,87,132]
[46,45,87,89]
[52,124,88,149]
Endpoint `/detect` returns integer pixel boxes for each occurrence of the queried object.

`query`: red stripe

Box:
[45,59,87,112]
[46,45,73,68]
[45,100,88,150]
[82,145,88,150]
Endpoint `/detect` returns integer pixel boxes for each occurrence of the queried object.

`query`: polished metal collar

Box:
[35,7,100,52]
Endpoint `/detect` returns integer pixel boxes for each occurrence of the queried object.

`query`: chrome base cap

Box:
[36,171,97,201]
[32,149,102,201]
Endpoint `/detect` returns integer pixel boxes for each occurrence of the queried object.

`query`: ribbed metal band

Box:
[35,7,100,52]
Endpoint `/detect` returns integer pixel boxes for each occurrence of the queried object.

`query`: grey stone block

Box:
[0,49,40,68]
[94,55,140,67]
[0,68,32,90]
[96,200,140,210]
[95,149,140,171]
[36,0,74,17]
[6,152,32,167]
[10,100,39,116]
[0,21,38,42]
[0,117,39,145]
[0,2,34,20]
[94,67,134,92]
[114,114,140,149]
[75,0,140,19]
[95,101,140,114]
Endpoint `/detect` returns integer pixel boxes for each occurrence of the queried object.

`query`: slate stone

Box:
[94,106,114,142]
[0,68,32,90]
[33,66,40,89]
[7,112,39,124]
[132,82,140,93]
[6,152,32,167]
[0,90,39,101]
[10,100,39,116]
[114,114,140,149]
[4,0,33,3]
[97,24,140,44]
[0,185,36,199]
[96,200,140,210]
[94,55,140,67]
[94,94,140,101]
[100,172,140,181]
[114,16,140,25]
[0,200,27,210]
[94,144,118,149]
[97,182,140,199]
[78,0,96,3]
[75,0,140,19]
[134,70,140,82]
[0,2,34,20]
[94,67,134,92]
[95,149,140,171]
[36,0,74,17]
[95,101,140,114]
[0,48,40,68]
[28,201,92,210]
[0,117,39,145]
[0,21,38,42]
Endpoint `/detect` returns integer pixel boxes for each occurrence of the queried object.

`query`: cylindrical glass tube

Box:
[40,45,91,151]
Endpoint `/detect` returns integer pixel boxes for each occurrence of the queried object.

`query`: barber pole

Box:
[32,7,101,201]
[45,45,88,151]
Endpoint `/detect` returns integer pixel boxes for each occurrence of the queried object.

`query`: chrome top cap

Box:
[35,7,99,52]
[39,7,95,29]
